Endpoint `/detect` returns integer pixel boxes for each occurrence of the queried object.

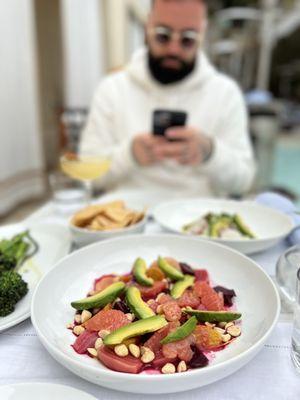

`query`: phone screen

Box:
[153,110,187,137]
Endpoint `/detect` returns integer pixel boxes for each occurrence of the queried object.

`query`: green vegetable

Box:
[71,282,125,310]
[0,231,39,274]
[0,270,28,317]
[171,275,194,299]
[183,309,242,323]
[233,215,256,239]
[126,286,155,319]
[160,316,197,344]
[104,315,168,346]
[132,258,153,287]
[158,256,184,281]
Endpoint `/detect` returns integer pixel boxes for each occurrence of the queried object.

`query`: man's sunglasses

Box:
[149,26,202,49]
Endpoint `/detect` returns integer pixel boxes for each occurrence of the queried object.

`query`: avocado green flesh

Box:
[184,309,242,323]
[104,315,168,346]
[209,219,231,238]
[158,256,184,281]
[71,281,125,311]
[160,316,197,344]
[233,215,256,239]
[126,286,155,319]
[132,258,154,287]
[171,275,195,299]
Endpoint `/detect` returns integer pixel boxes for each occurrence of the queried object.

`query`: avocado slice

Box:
[209,217,232,238]
[126,286,155,319]
[183,309,242,323]
[171,275,195,299]
[104,315,168,346]
[160,316,197,344]
[132,258,154,287]
[158,256,184,281]
[233,214,256,239]
[71,281,125,311]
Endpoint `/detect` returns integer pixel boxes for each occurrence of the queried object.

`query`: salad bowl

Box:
[31,234,280,394]
[152,198,294,254]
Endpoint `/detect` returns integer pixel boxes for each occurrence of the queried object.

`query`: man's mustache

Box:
[159,56,185,65]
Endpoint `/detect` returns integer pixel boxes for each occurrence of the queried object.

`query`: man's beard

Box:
[148,52,196,85]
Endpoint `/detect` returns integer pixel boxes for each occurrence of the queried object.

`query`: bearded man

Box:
[80,0,255,197]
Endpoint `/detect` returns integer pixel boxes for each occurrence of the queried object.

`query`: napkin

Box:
[256,192,300,246]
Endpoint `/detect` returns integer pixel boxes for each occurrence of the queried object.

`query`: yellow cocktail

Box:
[60,154,111,204]
[61,155,111,181]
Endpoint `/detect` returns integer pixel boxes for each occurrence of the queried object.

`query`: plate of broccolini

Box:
[0,222,71,332]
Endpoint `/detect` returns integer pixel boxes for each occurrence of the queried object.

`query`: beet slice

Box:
[213,286,236,307]
[72,330,98,354]
[114,300,131,314]
[152,354,177,368]
[98,346,143,374]
[179,263,195,276]
[188,346,209,368]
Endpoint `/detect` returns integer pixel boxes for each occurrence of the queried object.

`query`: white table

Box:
[1,201,299,399]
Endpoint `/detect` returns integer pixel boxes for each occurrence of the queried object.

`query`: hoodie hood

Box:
[126,47,217,94]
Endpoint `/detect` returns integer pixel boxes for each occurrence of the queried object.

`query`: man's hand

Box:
[132,134,167,166]
[155,127,213,165]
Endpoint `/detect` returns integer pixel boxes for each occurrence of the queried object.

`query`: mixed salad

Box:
[183,213,256,240]
[0,231,38,317]
[68,257,242,375]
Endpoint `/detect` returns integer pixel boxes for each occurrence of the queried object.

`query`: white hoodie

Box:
[80,48,255,197]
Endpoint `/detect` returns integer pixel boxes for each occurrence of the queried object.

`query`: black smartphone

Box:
[152,109,187,138]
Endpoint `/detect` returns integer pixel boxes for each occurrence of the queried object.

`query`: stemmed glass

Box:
[60,153,111,205]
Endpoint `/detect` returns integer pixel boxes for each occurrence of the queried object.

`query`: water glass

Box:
[276,245,300,309]
[49,171,86,215]
[291,268,300,371]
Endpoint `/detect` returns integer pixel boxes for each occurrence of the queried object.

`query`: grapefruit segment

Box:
[193,325,223,351]
[84,309,129,332]
[194,281,224,311]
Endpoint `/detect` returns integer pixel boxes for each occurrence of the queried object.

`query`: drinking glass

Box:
[291,268,300,371]
[276,245,300,308]
[49,171,86,215]
[60,153,111,204]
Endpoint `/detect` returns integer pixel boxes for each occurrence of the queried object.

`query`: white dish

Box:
[0,383,97,400]
[70,214,147,248]
[0,222,71,332]
[69,195,149,247]
[31,234,280,394]
[152,198,294,255]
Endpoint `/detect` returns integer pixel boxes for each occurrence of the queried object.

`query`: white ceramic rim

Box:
[69,214,147,235]
[152,198,294,243]
[0,223,71,332]
[31,233,281,383]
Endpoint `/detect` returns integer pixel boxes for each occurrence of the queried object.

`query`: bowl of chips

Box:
[70,200,146,247]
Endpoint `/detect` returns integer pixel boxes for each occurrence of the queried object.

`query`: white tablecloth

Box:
[1,201,299,399]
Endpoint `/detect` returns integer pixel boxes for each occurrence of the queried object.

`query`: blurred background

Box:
[1,0,300,223]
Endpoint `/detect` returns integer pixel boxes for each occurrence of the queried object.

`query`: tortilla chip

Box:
[102,207,131,223]
[130,211,145,225]
[71,204,105,227]
[72,199,145,231]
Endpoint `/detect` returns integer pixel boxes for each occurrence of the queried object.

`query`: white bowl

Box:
[31,234,280,394]
[152,198,294,255]
[70,217,147,247]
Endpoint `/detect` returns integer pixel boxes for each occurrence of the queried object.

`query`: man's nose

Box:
[166,38,182,56]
